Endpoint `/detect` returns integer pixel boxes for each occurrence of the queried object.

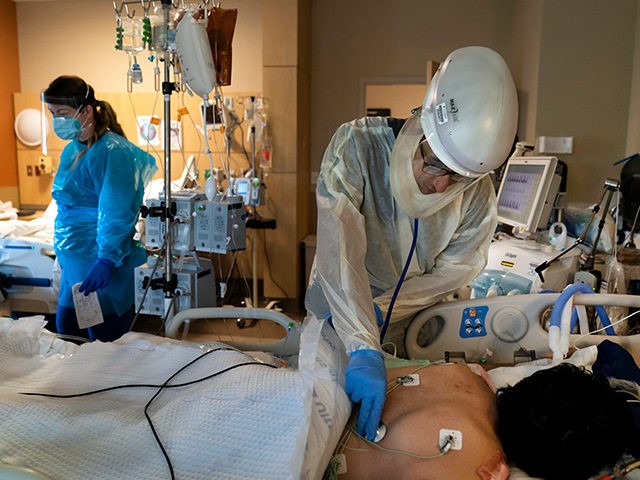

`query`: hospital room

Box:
[2,0,640,478]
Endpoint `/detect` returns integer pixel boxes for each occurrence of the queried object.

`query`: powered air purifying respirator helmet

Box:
[389,46,518,218]
[420,46,518,177]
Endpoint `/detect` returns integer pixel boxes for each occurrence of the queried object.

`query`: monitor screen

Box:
[496,156,559,233]
[235,178,249,196]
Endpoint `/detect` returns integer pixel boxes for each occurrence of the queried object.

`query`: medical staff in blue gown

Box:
[305,47,519,441]
[42,75,157,342]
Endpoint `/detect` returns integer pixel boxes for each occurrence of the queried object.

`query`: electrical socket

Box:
[38,155,53,174]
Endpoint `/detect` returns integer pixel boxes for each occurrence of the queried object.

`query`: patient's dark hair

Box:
[496,363,633,480]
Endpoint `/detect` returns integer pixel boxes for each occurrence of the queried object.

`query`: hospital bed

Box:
[0,310,350,480]
[404,292,640,480]
[405,292,640,365]
[0,201,57,316]
[1,292,640,480]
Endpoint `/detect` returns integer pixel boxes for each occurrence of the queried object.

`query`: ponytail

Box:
[79,99,127,160]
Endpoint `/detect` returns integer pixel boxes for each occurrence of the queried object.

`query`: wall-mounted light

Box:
[14,108,47,147]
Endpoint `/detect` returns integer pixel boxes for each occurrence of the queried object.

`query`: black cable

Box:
[143,355,277,480]
[20,347,278,480]
[261,229,290,299]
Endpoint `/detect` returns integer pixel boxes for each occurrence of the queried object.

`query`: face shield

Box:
[420,46,518,178]
[390,110,481,219]
[41,84,91,141]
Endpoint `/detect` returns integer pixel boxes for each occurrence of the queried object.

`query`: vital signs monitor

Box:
[496,156,561,234]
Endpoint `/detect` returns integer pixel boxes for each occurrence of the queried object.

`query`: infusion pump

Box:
[137,189,247,316]
[134,255,216,315]
[142,190,246,255]
[232,177,264,207]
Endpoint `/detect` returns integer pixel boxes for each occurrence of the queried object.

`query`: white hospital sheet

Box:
[0,314,350,480]
[0,201,55,242]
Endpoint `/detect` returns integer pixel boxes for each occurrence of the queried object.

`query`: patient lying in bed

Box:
[332,361,507,480]
[331,341,640,480]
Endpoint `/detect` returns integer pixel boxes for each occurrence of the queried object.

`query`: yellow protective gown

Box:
[305,116,497,356]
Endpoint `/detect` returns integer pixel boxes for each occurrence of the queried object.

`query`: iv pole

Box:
[535,178,619,283]
[160,0,179,320]
[249,122,259,309]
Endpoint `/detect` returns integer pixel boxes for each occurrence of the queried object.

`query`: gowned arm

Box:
[96,148,147,265]
[315,190,381,353]
[313,127,383,354]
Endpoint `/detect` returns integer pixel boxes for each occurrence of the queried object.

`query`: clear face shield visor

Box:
[40,91,89,141]
[390,110,483,219]
[417,138,475,185]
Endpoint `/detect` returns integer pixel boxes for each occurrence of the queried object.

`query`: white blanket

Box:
[0,315,350,480]
[0,200,55,242]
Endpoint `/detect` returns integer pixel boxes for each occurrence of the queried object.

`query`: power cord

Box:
[21,347,278,480]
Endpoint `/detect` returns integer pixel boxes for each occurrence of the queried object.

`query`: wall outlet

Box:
[38,155,53,174]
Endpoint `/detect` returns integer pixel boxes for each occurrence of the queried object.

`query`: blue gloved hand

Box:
[79,258,115,295]
[345,348,386,441]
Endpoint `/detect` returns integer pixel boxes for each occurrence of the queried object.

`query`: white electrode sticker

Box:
[400,374,420,386]
[436,102,449,124]
[439,428,463,451]
[72,283,104,329]
[332,454,347,474]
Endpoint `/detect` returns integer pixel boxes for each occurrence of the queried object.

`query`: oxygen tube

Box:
[380,218,419,342]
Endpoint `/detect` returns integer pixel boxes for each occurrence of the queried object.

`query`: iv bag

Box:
[175,10,217,97]
[205,8,238,87]
[121,17,145,53]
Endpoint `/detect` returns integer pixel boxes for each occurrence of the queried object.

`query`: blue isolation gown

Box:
[52,132,157,316]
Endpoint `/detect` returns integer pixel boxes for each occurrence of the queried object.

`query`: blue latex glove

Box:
[345,349,386,441]
[79,258,115,295]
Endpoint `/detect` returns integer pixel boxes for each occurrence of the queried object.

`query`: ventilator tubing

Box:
[548,282,615,360]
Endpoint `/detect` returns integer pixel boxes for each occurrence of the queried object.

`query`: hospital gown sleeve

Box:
[374,176,497,321]
[312,122,384,354]
[94,139,157,266]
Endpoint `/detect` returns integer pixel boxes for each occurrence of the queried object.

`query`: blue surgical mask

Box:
[52,115,82,140]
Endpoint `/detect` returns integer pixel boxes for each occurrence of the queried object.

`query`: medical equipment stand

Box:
[134,0,179,322]
[243,121,278,313]
[535,178,619,286]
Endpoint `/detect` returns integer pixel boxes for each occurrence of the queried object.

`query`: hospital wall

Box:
[630,4,640,158]
[0,0,20,205]
[534,1,638,202]
[310,0,640,217]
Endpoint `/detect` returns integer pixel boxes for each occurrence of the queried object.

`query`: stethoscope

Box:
[379,217,419,343]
